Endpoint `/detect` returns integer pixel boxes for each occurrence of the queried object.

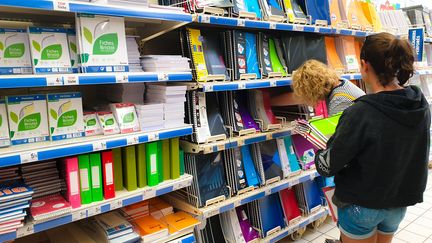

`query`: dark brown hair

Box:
[360,32,415,86]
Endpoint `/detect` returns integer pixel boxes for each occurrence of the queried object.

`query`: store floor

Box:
[282,171,432,243]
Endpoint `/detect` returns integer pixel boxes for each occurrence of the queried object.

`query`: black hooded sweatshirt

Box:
[315,86,431,209]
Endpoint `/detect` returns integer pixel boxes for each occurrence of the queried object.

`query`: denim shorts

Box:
[338,205,407,240]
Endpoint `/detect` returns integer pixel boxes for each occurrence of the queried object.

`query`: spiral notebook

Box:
[187,28,208,82]
[30,193,71,222]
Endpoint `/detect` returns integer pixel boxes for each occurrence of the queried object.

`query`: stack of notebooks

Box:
[279,187,302,225]
[0,166,20,183]
[294,113,342,150]
[29,193,71,223]
[140,55,190,73]
[146,84,187,129]
[378,10,411,35]
[0,182,33,235]
[294,179,323,216]
[126,36,143,72]
[107,83,145,104]
[21,161,62,199]
[135,103,164,131]
[92,211,140,243]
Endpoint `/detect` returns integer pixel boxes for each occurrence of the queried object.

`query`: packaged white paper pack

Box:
[110,103,140,134]
[0,100,10,147]
[28,27,72,74]
[84,112,103,136]
[97,111,120,135]
[6,94,49,145]
[67,29,79,73]
[0,28,32,75]
[47,92,85,141]
[76,14,128,73]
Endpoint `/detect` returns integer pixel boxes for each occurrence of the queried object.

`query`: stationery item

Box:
[136,144,147,188]
[245,33,261,78]
[283,136,302,174]
[94,211,133,240]
[291,134,317,170]
[220,209,246,243]
[279,188,302,224]
[325,36,344,71]
[28,27,72,74]
[47,92,85,141]
[268,38,286,76]
[284,0,307,22]
[305,0,331,24]
[6,94,49,145]
[146,142,160,186]
[141,55,190,72]
[0,100,10,147]
[83,112,103,136]
[201,29,229,80]
[110,103,140,134]
[121,200,149,220]
[78,154,92,204]
[259,140,284,181]
[236,207,260,242]
[76,14,129,73]
[361,1,382,32]
[206,92,228,138]
[62,157,81,208]
[162,140,170,180]
[112,148,123,191]
[180,148,185,176]
[246,0,262,19]
[0,28,32,75]
[30,194,71,222]
[96,111,120,135]
[258,193,285,237]
[133,215,169,242]
[170,138,181,179]
[241,145,261,187]
[157,141,163,182]
[258,33,272,77]
[186,28,208,82]
[89,153,103,202]
[323,186,338,222]
[329,0,342,27]
[101,151,115,199]
[164,211,200,234]
[122,146,138,191]
[335,36,359,72]
[67,28,79,73]
[260,0,285,21]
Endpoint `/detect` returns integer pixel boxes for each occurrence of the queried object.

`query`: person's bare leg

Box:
[376,232,394,243]
[340,232,377,243]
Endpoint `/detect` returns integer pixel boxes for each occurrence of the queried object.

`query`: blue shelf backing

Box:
[0,0,193,22]
[0,125,192,168]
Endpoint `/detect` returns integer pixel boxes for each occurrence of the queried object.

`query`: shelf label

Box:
[143,188,156,199]
[293,25,304,31]
[21,152,38,164]
[206,208,220,218]
[174,180,189,190]
[352,31,357,36]
[217,144,225,151]
[201,15,211,23]
[53,0,70,11]
[270,80,277,87]
[46,76,63,86]
[87,206,101,217]
[269,22,277,29]
[205,84,214,92]
[238,82,246,89]
[148,132,159,142]
[314,26,320,33]
[237,19,246,27]
[63,74,79,85]
[93,141,107,151]
[335,28,341,34]
[127,135,139,145]
[16,224,34,238]
[110,199,123,210]
[291,179,300,186]
[115,74,129,83]
[72,210,87,221]
[157,73,169,81]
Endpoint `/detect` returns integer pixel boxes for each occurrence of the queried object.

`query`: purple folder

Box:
[291,134,318,169]
[239,106,260,131]
[236,207,260,242]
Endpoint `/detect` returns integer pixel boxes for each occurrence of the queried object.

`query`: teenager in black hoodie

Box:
[315,32,430,243]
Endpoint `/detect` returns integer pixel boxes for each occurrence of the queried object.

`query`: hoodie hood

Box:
[357,86,430,127]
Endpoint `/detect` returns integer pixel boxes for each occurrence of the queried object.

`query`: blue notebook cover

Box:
[305,0,331,25]
[241,145,260,187]
[0,182,33,202]
[303,180,322,211]
[283,137,302,173]
[291,0,307,19]
[267,0,285,16]
[245,33,261,79]
[0,202,29,215]
[196,152,229,207]
[259,193,285,236]
[245,0,262,19]
[260,140,284,180]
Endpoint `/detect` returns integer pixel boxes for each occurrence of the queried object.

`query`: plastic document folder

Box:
[335,36,359,72]
[236,207,260,242]
[329,0,342,27]
[196,152,228,207]
[268,38,287,76]
[325,37,344,71]
[259,140,284,181]
[283,136,302,173]
[279,188,302,222]
[259,193,285,237]
[201,30,229,80]
[291,134,317,170]
[246,0,262,19]
[309,114,341,140]
[305,0,331,25]
[206,92,228,137]
[287,0,307,20]
[241,145,261,187]
[303,180,322,213]
[361,1,382,32]
[245,33,261,78]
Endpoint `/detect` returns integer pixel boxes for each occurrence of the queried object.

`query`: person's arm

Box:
[314,106,366,177]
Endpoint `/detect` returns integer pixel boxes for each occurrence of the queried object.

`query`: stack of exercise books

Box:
[135,103,164,131]
[0,166,21,183]
[126,36,143,72]
[21,161,62,199]
[29,193,71,223]
[0,182,33,235]
[293,113,341,150]
[141,55,190,73]
[93,211,140,243]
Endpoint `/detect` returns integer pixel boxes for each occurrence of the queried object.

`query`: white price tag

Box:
[143,188,156,199]
[265,188,272,195]
[148,132,159,142]
[266,133,272,140]
[335,28,341,34]
[157,73,169,81]
[16,224,34,238]
[352,31,357,36]
[21,152,38,164]
[72,210,87,221]
[293,25,304,31]
[314,26,320,33]
[53,0,70,11]
[115,74,129,83]
[291,179,300,186]
[110,200,123,210]
[63,74,79,85]
[270,80,277,87]
[206,84,214,92]
[93,141,107,151]
[238,82,246,89]
[201,15,211,23]
[237,19,246,27]
[127,135,139,145]
[237,139,245,147]
[46,76,63,86]
[87,206,101,217]
[174,181,188,190]
[269,22,277,29]
[310,173,316,180]
[206,208,219,218]
[217,144,225,151]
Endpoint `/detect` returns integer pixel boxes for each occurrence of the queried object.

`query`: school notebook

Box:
[30,193,71,222]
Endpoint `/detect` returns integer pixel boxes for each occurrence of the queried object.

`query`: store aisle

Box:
[282,170,432,243]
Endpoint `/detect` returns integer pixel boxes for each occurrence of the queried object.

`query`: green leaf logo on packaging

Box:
[87,118,96,126]
[0,41,4,51]
[4,43,25,58]
[82,25,118,56]
[70,42,77,54]
[10,104,41,132]
[123,112,134,123]
[105,118,114,126]
[52,101,77,128]
[41,44,62,60]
